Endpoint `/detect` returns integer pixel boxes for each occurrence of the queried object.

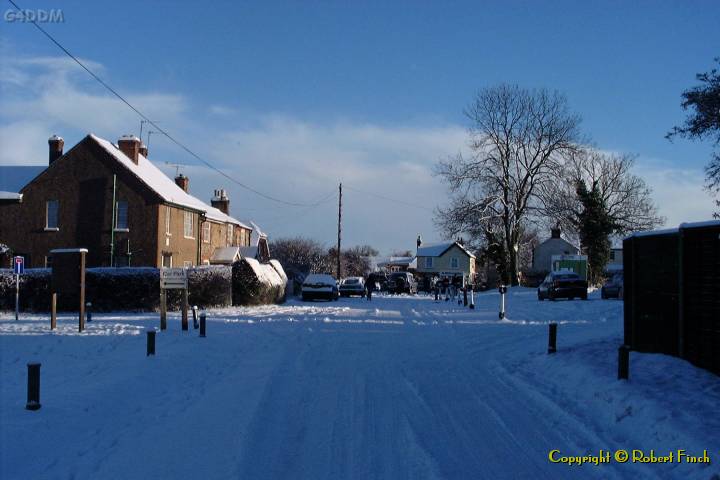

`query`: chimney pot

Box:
[139,142,148,158]
[48,135,64,165]
[118,135,141,164]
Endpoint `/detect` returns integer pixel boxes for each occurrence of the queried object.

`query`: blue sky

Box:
[1,0,719,253]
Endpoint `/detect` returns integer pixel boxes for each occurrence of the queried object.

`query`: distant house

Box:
[415,240,476,280]
[532,227,579,272]
[377,256,416,273]
[0,133,255,268]
[607,247,623,273]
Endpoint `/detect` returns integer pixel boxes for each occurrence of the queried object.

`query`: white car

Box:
[302,273,339,301]
[339,277,365,297]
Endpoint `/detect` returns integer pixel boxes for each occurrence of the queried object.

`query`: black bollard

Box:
[147,330,156,356]
[463,287,468,307]
[618,345,630,380]
[199,310,206,338]
[192,306,199,329]
[26,363,41,410]
[548,323,557,354]
[86,302,92,322]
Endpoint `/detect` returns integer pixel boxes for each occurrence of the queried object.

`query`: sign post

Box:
[159,268,188,331]
[13,256,24,321]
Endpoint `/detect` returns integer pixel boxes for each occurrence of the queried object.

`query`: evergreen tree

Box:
[576,181,617,285]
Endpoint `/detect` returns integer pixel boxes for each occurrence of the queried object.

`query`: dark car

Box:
[339,277,365,297]
[301,273,339,301]
[387,272,417,294]
[601,272,624,299]
[366,272,389,292]
[538,271,588,301]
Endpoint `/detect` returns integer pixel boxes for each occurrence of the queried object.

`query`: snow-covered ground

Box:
[1,288,718,479]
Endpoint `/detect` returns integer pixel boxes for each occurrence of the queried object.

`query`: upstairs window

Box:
[425,257,433,268]
[226,225,234,246]
[451,257,459,269]
[46,200,59,229]
[203,222,211,243]
[184,211,194,238]
[115,201,128,230]
[165,206,171,235]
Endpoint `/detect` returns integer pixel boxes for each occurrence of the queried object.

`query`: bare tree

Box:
[436,85,581,285]
[271,237,334,277]
[539,149,665,235]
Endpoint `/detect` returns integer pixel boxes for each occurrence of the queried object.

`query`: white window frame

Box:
[202,221,211,244]
[165,206,171,236]
[184,211,194,239]
[162,253,173,268]
[226,225,234,246]
[45,200,59,230]
[115,200,129,231]
[450,257,459,269]
[183,261,192,268]
[425,257,433,268]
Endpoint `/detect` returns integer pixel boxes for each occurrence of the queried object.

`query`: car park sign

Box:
[160,268,187,289]
[13,256,24,274]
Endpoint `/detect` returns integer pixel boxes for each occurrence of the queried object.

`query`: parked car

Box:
[301,273,339,301]
[387,272,417,294]
[339,277,365,297]
[601,272,624,299]
[537,271,588,301]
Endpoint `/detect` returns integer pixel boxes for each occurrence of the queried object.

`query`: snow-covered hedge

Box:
[232,258,286,306]
[1,262,285,312]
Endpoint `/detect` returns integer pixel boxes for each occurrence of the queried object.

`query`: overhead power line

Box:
[6,0,332,208]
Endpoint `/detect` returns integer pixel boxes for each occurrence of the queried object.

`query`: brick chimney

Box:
[139,142,148,158]
[175,174,189,193]
[211,189,230,215]
[118,135,141,164]
[551,226,561,239]
[48,135,64,165]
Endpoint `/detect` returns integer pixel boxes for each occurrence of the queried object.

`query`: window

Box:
[425,257,433,268]
[202,222,211,243]
[610,251,616,261]
[46,200,59,229]
[226,225,234,246]
[451,257,459,269]
[184,211,194,238]
[183,261,192,268]
[165,206,171,235]
[115,201,128,230]
[162,253,172,268]
[44,256,53,268]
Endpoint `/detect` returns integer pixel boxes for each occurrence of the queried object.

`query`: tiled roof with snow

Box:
[90,134,250,229]
[416,241,475,258]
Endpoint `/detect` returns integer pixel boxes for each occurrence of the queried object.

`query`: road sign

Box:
[160,268,187,289]
[13,256,24,274]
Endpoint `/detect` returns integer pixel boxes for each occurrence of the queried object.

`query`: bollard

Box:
[618,345,630,380]
[192,306,199,329]
[548,323,557,354]
[463,287,468,307]
[26,363,41,410]
[147,330,156,356]
[199,310,206,338]
[50,293,57,330]
[86,302,92,322]
[498,285,507,319]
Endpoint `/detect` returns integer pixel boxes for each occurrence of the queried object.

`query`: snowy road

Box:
[2,289,718,479]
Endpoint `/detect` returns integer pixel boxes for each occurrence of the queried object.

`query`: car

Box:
[537,271,588,301]
[339,277,365,297]
[601,272,624,299]
[301,273,339,301]
[387,272,417,294]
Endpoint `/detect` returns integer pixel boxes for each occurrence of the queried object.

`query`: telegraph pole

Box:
[337,182,342,279]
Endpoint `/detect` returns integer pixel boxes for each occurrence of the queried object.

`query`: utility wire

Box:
[6,0,332,208]
[344,184,434,212]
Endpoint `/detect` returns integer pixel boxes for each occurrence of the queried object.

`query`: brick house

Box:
[0,133,252,268]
